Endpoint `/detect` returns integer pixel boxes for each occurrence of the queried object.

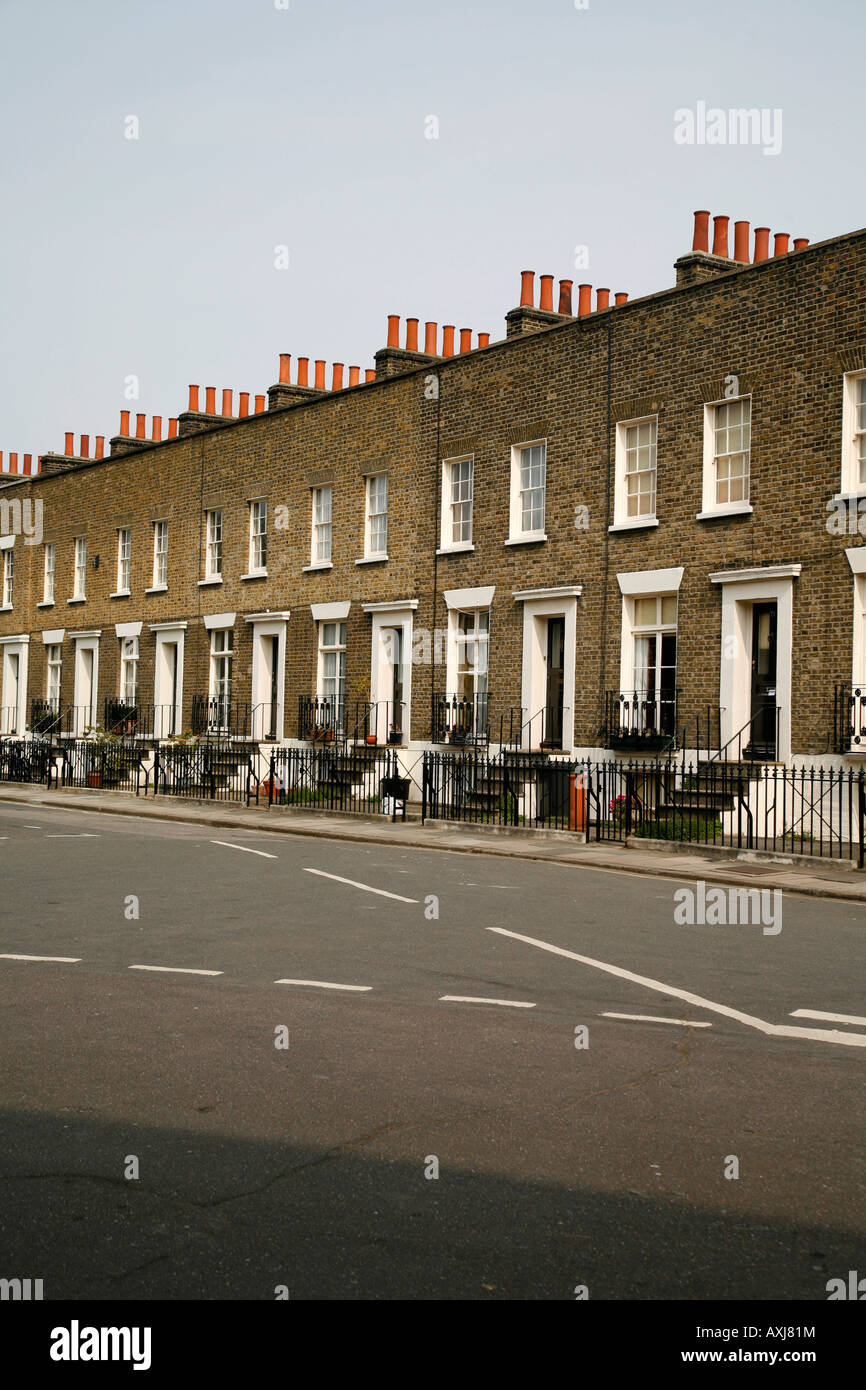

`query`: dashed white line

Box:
[211,840,278,859]
[791,1008,866,1027]
[488,926,866,1049]
[45,833,100,838]
[303,867,418,903]
[23,825,42,830]
[602,1012,713,1028]
[274,978,372,992]
[0,953,82,963]
[129,965,223,977]
[440,995,536,1009]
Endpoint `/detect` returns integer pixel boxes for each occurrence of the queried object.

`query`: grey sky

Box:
[0,0,863,459]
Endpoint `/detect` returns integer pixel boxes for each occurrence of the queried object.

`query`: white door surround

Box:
[0,634,29,736]
[513,586,582,752]
[244,612,290,741]
[709,564,801,763]
[150,621,188,739]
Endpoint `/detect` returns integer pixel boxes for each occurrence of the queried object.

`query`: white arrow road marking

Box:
[440,995,536,1009]
[489,927,866,1050]
[274,978,372,992]
[602,1012,713,1028]
[130,965,223,976]
[211,840,278,859]
[791,1008,866,1027]
[303,867,418,903]
[0,953,82,963]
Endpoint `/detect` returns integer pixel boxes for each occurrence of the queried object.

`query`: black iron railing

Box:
[432,692,490,747]
[604,689,679,751]
[298,695,346,742]
[346,700,406,745]
[104,697,140,735]
[835,682,866,754]
[191,694,254,740]
[29,697,62,736]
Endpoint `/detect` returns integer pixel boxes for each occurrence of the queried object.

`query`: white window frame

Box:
[439,456,474,553]
[1,547,12,609]
[699,395,753,519]
[116,528,131,595]
[838,372,866,498]
[73,537,87,600]
[46,643,62,704]
[205,509,223,581]
[119,635,139,701]
[247,500,268,576]
[42,544,55,605]
[309,485,333,568]
[151,520,168,589]
[507,441,547,544]
[611,417,660,531]
[364,474,388,559]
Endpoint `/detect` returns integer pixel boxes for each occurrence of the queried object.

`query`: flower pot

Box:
[86,771,103,788]
[365,734,377,746]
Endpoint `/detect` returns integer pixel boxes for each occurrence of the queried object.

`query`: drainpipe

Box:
[598,312,613,738]
[431,371,442,742]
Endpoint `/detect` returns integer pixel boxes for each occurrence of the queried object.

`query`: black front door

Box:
[544,617,565,749]
[267,636,279,740]
[749,602,777,758]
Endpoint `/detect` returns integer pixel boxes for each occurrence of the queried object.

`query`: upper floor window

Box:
[248,500,267,574]
[152,521,168,588]
[440,457,473,550]
[43,543,55,604]
[700,397,752,517]
[613,419,658,528]
[2,547,12,608]
[365,475,388,558]
[508,442,546,542]
[73,537,87,599]
[840,372,866,495]
[205,509,223,580]
[116,528,131,593]
[312,486,332,566]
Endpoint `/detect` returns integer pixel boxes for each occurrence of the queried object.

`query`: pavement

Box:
[0,781,863,903]
[0,797,864,1300]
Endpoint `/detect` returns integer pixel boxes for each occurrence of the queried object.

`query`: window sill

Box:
[240,571,268,582]
[145,584,168,594]
[36,601,55,609]
[608,518,659,533]
[696,503,753,521]
[0,604,12,613]
[355,555,388,565]
[436,542,475,555]
[505,533,547,546]
[198,577,223,587]
[302,562,333,572]
[832,490,866,504]
[110,590,131,599]
[68,596,86,605]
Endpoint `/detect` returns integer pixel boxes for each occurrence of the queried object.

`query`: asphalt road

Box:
[0,800,864,1300]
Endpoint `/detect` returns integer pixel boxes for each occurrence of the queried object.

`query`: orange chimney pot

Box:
[520,271,534,307]
[539,275,554,312]
[405,319,419,352]
[712,215,730,257]
[692,210,711,253]
[753,227,770,262]
[733,220,750,263]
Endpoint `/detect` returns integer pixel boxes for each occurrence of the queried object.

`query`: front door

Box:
[544,617,565,749]
[3,652,19,734]
[74,645,95,735]
[749,602,778,758]
[386,627,404,738]
[267,635,279,740]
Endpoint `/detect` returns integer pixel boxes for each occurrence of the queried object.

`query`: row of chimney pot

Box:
[691,211,808,263]
[518,275,628,315]
[277,357,377,390]
[385,319,491,356]
[0,452,39,474]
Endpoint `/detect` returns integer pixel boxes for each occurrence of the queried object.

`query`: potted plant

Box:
[82,724,125,788]
[365,732,378,746]
[387,724,403,746]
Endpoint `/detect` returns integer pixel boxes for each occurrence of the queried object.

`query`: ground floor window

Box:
[120,637,139,702]
[46,645,62,704]
[209,627,233,723]
[632,594,677,733]
[318,622,346,725]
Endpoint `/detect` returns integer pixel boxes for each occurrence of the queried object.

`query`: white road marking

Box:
[129,965,223,976]
[23,825,42,830]
[45,833,100,838]
[440,995,536,1009]
[791,1008,866,1027]
[211,840,278,859]
[489,927,866,1050]
[602,1012,713,1028]
[274,978,372,992]
[303,867,418,903]
[0,953,82,963]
